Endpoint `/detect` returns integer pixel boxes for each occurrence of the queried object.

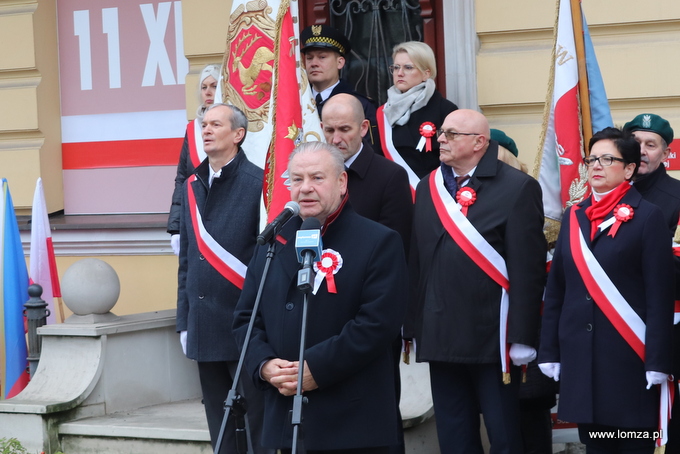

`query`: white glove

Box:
[539,362,561,381]
[646,371,668,389]
[180,330,188,356]
[509,343,537,366]
[171,234,181,256]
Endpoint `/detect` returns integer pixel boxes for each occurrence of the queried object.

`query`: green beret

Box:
[300,25,351,56]
[623,113,674,146]
[490,129,519,157]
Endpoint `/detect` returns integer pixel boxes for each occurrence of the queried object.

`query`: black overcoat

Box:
[405,142,546,363]
[233,204,408,450]
[378,90,457,179]
[176,151,262,362]
[347,143,413,256]
[539,187,674,428]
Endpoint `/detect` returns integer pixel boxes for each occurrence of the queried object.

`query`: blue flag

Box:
[0,178,30,399]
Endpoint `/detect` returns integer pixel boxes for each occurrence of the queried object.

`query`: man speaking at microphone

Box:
[233,141,408,453]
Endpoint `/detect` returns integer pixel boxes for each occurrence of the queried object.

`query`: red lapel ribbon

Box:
[608,204,634,238]
[456,187,477,217]
[419,122,436,152]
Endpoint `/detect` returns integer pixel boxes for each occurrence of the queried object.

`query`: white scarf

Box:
[383,79,436,127]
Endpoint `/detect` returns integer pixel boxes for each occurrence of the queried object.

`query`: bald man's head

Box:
[321,94,369,160]
[437,109,491,175]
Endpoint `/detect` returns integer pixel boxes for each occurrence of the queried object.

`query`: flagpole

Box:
[56,296,65,323]
[570,0,593,154]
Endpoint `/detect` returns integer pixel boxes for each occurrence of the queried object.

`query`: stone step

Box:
[59,399,211,454]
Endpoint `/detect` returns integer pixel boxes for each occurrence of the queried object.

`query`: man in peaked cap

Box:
[300,24,380,152]
[624,113,680,450]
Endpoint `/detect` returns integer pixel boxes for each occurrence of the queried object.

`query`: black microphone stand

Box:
[291,253,315,454]
[213,240,278,454]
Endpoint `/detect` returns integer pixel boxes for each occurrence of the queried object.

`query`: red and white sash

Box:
[673,217,680,325]
[187,119,207,168]
[569,206,672,447]
[186,174,247,289]
[377,105,419,200]
[429,168,512,380]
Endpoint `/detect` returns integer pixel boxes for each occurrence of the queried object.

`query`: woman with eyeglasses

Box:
[538,127,674,453]
[376,41,457,187]
[167,64,220,255]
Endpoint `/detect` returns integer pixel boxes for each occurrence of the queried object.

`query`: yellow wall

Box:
[181,0,234,119]
[51,255,180,319]
[476,0,680,179]
[0,0,62,214]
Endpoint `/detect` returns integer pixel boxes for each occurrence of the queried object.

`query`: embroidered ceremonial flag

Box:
[29,178,60,325]
[534,0,612,242]
[0,179,30,399]
[217,0,322,222]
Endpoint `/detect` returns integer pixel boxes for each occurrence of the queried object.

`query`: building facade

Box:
[2,0,679,314]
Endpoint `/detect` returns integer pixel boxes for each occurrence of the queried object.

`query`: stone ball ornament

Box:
[61,258,120,316]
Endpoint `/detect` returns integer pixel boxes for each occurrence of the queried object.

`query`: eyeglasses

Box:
[582,155,627,167]
[437,129,480,141]
[389,64,418,74]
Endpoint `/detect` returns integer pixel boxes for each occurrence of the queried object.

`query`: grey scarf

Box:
[383,79,436,127]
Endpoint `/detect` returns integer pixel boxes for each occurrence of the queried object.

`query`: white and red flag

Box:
[29,178,62,324]
[216,0,322,222]
[534,0,612,242]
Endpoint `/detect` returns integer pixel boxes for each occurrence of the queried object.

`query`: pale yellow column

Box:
[0,0,62,214]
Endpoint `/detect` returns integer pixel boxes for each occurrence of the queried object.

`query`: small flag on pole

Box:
[30,177,62,324]
[0,178,30,399]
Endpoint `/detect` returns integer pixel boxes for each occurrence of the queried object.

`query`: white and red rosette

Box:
[313,249,343,294]
[608,203,633,238]
[456,186,477,217]
[416,121,437,152]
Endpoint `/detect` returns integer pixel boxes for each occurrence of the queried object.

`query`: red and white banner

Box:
[58,0,189,213]
[536,0,588,225]
[29,178,61,325]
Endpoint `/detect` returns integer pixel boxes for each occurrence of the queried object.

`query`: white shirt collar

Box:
[208,155,236,187]
[344,143,364,168]
[312,80,341,103]
[450,165,478,187]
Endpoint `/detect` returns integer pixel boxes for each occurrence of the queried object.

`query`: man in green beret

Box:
[624,113,680,451]
[623,113,680,237]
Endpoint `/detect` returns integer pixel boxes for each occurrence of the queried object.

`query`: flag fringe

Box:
[531,0,560,182]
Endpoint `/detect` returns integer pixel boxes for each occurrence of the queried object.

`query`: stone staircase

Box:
[58,399,211,454]
[0,307,440,453]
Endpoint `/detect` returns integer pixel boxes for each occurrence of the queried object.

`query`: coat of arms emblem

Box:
[222,1,276,132]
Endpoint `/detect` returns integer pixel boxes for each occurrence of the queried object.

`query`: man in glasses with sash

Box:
[405,109,546,454]
[176,103,268,454]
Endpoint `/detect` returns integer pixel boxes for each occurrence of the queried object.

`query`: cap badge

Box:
[312,25,322,36]
[642,115,652,129]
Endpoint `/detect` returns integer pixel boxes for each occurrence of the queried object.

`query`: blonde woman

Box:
[377,41,457,188]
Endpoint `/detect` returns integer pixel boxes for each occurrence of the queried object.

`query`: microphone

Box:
[295,218,322,292]
[257,201,300,245]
